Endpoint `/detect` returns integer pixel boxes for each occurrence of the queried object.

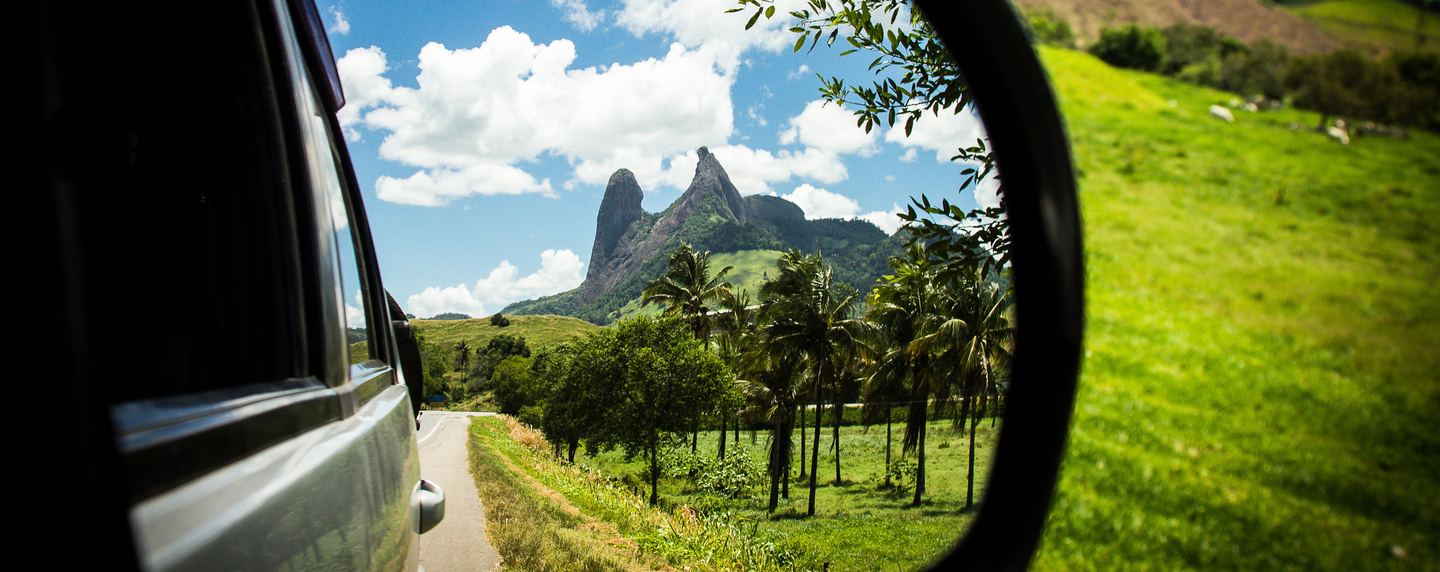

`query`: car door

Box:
[69,0,424,569]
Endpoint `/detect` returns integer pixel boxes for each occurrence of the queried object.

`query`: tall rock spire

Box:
[587,169,644,282]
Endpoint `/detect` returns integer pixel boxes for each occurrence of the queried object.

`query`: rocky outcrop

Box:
[586,169,645,284]
[578,147,760,306]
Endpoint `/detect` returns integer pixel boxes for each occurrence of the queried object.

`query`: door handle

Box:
[413,478,445,534]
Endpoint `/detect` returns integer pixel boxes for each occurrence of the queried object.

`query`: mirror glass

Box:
[332,1,1012,569]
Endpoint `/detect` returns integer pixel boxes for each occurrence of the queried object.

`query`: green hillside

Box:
[1285,0,1440,54]
[410,314,601,349]
[1032,44,1439,570]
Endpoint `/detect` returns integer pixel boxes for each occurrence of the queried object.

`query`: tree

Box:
[912,265,1014,509]
[453,340,471,388]
[642,243,735,343]
[735,0,1011,282]
[1090,24,1167,72]
[865,243,943,506]
[573,316,729,505]
[473,333,531,386]
[491,354,536,415]
[760,248,866,515]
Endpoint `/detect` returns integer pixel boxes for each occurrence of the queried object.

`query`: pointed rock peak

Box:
[697,146,710,161]
[588,168,646,281]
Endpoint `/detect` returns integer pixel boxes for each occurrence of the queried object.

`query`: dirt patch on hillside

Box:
[1015,0,1343,54]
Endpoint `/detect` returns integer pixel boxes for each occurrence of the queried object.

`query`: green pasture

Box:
[1285,0,1440,54]
[410,314,600,349]
[1031,45,1439,570]
[577,417,1000,572]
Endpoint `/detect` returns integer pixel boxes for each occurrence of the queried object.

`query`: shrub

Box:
[662,448,767,498]
[1091,24,1167,72]
[1026,9,1075,49]
[1221,40,1289,99]
[490,312,510,327]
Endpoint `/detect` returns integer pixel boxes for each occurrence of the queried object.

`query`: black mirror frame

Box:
[913,1,1085,570]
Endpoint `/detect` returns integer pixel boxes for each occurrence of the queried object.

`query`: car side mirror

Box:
[914,0,1085,569]
[388,291,427,423]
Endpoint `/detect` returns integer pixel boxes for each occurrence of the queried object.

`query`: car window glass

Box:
[58,0,304,404]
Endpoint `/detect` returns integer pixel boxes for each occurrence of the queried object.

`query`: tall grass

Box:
[469,416,820,571]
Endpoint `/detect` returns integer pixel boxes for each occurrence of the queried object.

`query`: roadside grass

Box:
[468,416,821,571]
[1031,46,1440,570]
[578,419,1000,572]
[1283,0,1440,54]
[412,314,601,350]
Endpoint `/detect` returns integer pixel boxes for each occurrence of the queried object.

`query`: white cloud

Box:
[405,249,586,318]
[337,29,736,205]
[614,0,801,72]
[779,184,906,235]
[884,104,988,163]
[328,6,350,35]
[553,0,604,31]
[857,203,906,235]
[747,105,767,126]
[974,172,1002,210]
[376,163,555,206]
[788,64,811,80]
[779,100,877,157]
[782,184,859,219]
[899,148,917,162]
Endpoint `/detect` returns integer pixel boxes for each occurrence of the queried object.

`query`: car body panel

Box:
[131,383,420,572]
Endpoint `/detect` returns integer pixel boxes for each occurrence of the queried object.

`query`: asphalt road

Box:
[418,411,501,572]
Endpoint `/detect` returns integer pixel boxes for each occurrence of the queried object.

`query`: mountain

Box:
[502,147,903,324]
[1014,0,1343,55]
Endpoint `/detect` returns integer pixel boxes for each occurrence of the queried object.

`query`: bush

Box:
[662,448,767,498]
[1220,40,1289,99]
[1091,24,1167,72]
[1161,23,1243,75]
[1026,9,1075,49]
[490,312,510,327]
[1288,49,1439,128]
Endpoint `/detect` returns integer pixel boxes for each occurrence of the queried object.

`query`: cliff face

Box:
[586,169,644,284]
[579,146,758,306]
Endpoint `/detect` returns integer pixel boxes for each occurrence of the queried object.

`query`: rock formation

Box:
[579,147,759,306]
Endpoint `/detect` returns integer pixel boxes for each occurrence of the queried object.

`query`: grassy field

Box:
[1030,45,1440,570]
[411,314,601,349]
[576,417,999,572]
[1284,0,1440,54]
[472,412,998,572]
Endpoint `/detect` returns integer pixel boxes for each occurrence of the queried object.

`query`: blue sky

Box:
[321,0,994,318]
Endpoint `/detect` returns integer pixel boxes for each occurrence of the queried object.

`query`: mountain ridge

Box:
[503,147,901,324]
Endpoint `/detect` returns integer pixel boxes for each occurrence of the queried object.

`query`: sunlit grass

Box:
[411,314,601,349]
[1284,0,1440,54]
[579,419,1000,572]
[1031,45,1440,571]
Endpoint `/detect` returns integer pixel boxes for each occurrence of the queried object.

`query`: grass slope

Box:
[411,314,601,349]
[1285,0,1440,54]
[1032,45,1439,570]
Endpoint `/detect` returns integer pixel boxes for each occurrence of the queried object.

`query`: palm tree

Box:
[734,340,802,512]
[714,289,758,460]
[865,244,949,506]
[642,243,734,343]
[760,249,865,516]
[454,340,471,388]
[912,265,1014,509]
